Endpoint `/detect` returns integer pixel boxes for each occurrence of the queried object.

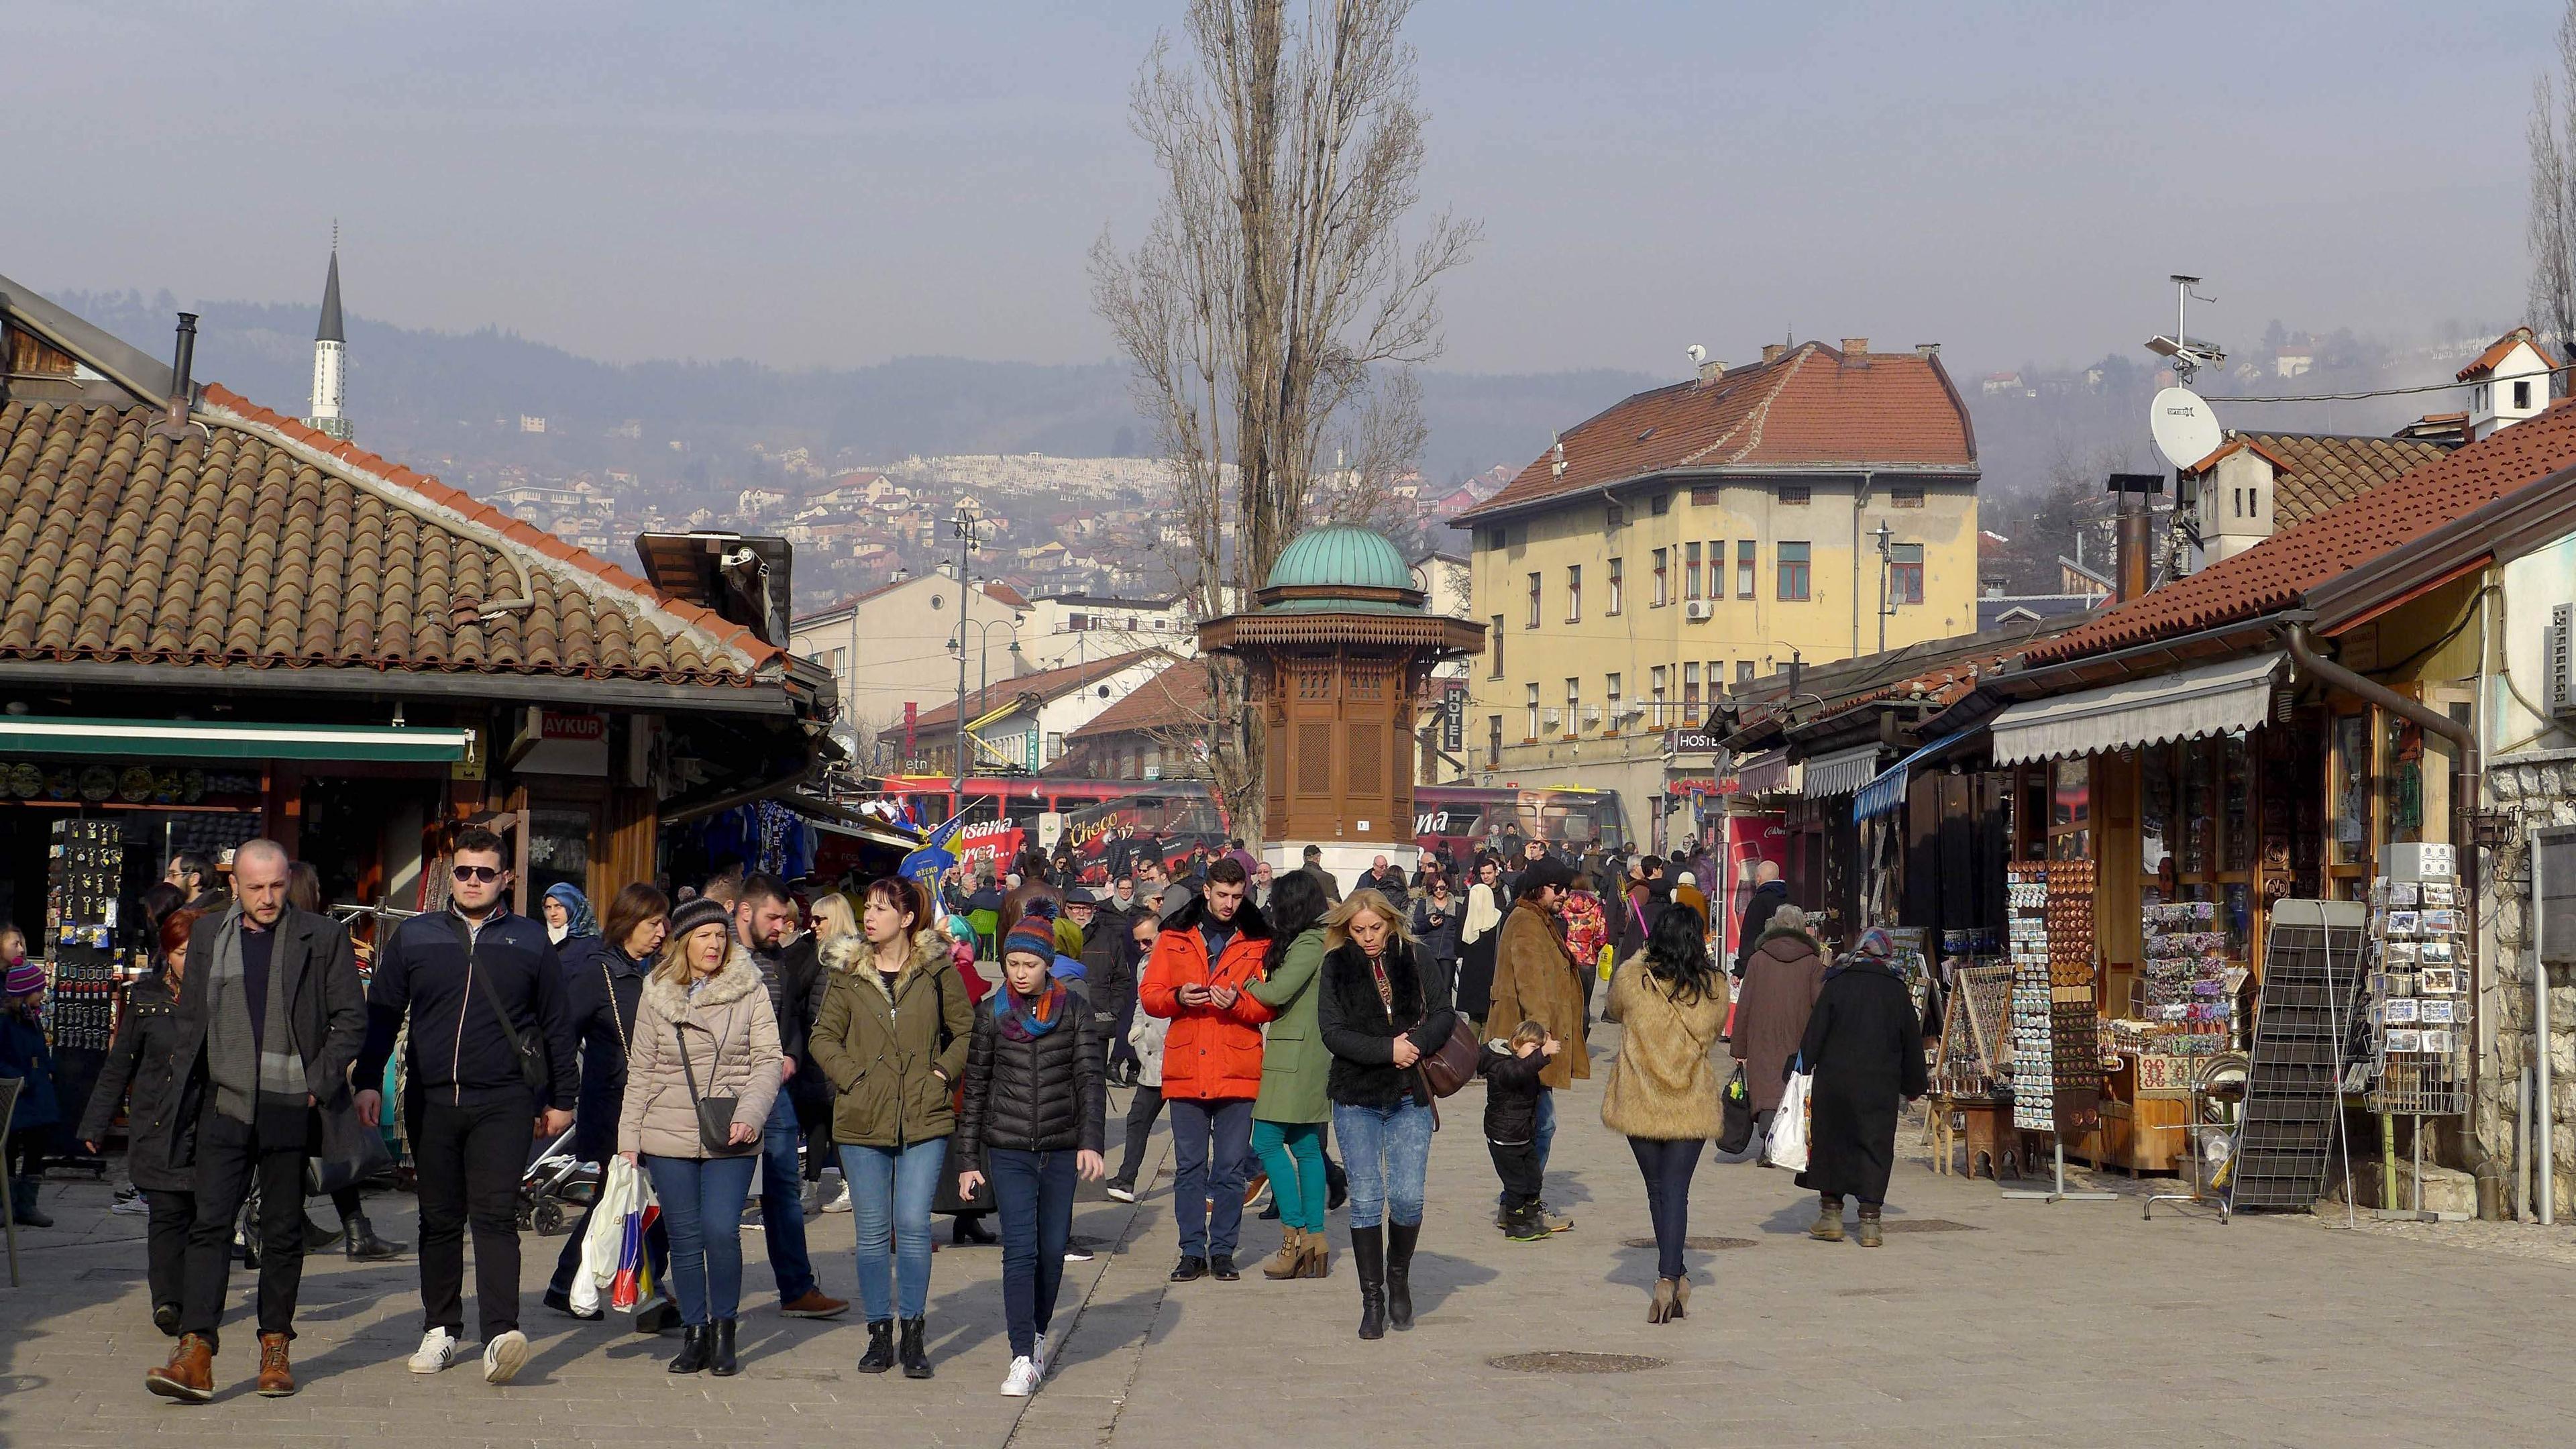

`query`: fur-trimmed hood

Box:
[822,931,947,995]
[641,949,765,1020]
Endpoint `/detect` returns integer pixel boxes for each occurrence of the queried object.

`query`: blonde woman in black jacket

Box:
[957,920,1106,1397]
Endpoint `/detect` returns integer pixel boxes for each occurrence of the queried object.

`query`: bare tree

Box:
[1092,0,1478,837]
[2532,1,2576,387]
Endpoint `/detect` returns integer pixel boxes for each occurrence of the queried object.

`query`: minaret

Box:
[307,229,351,441]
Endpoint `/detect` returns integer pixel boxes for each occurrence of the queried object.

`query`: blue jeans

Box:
[1167,1097,1253,1258]
[1536,1087,1556,1172]
[1333,1098,1433,1230]
[641,1154,759,1327]
[839,1139,948,1322]
[1252,1120,1326,1233]
[758,1089,818,1303]
[987,1148,1075,1360]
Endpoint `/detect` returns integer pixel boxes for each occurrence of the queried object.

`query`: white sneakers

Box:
[409,1328,460,1375]
[482,1330,529,1385]
[1000,1355,1040,1397]
[821,1173,852,1214]
[1104,1183,1138,1203]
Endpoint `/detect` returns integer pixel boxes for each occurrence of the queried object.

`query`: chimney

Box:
[1840,337,1869,356]
[1915,343,1939,358]
[1697,358,1726,385]
[2116,508,2151,603]
[1760,343,1786,364]
[151,313,204,441]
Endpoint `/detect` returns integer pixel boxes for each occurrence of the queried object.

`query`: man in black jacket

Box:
[353,826,577,1386]
[735,875,847,1320]
[1734,860,1788,978]
[143,839,365,1403]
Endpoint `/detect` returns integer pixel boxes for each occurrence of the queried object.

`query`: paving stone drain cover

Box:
[1880,1218,1980,1232]
[1489,1351,1666,1375]
[1619,1234,1756,1250]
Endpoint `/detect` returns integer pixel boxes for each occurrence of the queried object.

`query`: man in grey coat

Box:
[145,839,365,1403]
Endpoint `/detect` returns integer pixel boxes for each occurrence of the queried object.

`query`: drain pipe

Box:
[2283,622,2489,1210]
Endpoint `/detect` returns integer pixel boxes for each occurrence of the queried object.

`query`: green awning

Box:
[0,717,474,763]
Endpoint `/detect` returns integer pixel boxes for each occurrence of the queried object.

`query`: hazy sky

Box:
[12,1,2559,377]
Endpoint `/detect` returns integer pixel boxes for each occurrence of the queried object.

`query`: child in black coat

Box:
[1479,1019,1558,1242]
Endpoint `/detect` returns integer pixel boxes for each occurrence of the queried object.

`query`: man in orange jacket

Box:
[1139,857,1273,1282]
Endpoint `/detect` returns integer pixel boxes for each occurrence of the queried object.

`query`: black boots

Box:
[669,1325,712,1374]
[709,1319,740,1377]
[1385,1222,1419,1331]
[344,1211,404,1260]
[1351,1223,1387,1340]
[857,1318,896,1374]
[898,1316,932,1379]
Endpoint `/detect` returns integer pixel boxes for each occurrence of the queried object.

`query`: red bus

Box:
[1411,785,1629,863]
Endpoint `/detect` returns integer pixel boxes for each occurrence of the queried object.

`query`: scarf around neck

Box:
[996,980,1068,1042]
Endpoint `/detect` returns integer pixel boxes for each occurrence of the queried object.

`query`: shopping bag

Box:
[1717,1067,1756,1155]
[1764,1070,1813,1173]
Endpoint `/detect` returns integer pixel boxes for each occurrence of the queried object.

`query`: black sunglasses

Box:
[451,864,506,883]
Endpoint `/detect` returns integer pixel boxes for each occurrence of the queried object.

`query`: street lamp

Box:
[949,616,1023,780]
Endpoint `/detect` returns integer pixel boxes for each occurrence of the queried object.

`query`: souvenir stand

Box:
[2360,844,2472,1219]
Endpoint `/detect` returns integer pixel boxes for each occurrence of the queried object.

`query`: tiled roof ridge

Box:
[1678,345,1803,470]
[911,645,1175,727]
[198,384,779,675]
[2023,399,2576,665]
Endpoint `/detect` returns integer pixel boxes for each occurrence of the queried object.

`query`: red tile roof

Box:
[1069,660,1217,739]
[2025,400,2576,665]
[0,392,773,684]
[2456,327,2559,380]
[911,647,1169,729]
[1455,341,1975,523]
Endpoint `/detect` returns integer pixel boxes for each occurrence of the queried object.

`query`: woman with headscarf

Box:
[1729,904,1828,1151]
[1793,927,1928,1248]
[1452,857,1505,1028]
[543,883,599,946]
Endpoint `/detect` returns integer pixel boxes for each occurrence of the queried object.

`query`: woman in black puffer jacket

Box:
[78,907,205,1334]
[955,922,1107,1396]
[1317,888,1456,1342]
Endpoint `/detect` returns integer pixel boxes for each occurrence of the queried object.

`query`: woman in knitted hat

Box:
[617,895,781,1375]
[957,920,1104,1396]
[1,928,61,1228]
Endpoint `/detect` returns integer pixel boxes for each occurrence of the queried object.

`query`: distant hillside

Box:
[51,288,1658,491]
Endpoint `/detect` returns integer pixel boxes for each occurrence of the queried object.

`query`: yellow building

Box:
[1453,338,1980,849]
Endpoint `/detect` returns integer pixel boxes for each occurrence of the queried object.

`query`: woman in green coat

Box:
[1248,871,1335,1280]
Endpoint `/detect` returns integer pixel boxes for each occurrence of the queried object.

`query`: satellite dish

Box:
[2150,386,2222,471]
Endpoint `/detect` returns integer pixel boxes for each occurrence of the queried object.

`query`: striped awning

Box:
[1854,729,1980,820]
[1733,747,1800,798]
[1801,743,1884,799]
[1991,651,2285,766]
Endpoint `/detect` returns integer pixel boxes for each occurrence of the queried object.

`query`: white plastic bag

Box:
[1764,1071,1813,1173]
[574,1157,642,1312]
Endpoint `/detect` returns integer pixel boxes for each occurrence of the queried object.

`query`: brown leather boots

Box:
[256,1332,297,1396]
[142,1334,214,1403]
[142,1332,297,1402]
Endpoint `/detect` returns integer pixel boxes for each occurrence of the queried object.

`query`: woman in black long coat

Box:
[78,907,204,1334]
[1792,928,1927,1248]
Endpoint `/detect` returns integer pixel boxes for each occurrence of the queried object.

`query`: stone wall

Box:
[2477,747,2576,1216]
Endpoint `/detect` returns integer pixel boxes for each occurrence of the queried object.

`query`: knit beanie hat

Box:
[3,958,44,997]
[668,896,733,949]
[1004,920,1058,964]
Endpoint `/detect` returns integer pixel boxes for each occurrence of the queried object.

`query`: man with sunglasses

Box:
[354,826,578,1387]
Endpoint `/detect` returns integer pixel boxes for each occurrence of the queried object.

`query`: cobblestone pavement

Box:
[9,1031,2576,1448]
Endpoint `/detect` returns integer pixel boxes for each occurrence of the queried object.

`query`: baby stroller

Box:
[521,1126,598,1237]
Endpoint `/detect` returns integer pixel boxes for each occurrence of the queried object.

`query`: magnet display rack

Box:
[44,817,123,1053]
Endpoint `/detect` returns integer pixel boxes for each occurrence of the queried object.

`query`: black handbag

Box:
[309,1098,396,1195]
[674,1024,747,1156]
[1717,1064,1756,1156]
